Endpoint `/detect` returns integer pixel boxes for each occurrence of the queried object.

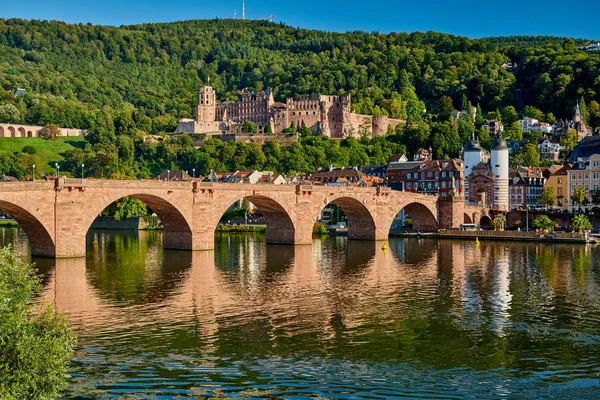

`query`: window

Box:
[407,182,412,189]
[427,172,432,178]
[441,171,446,178]
[558,188,563,195]
[441,182,446,188]
[585,174,589,180]
[579,174,583,180]
[572,173,576,180]
[558,178,562,184]
[572,185,576,192]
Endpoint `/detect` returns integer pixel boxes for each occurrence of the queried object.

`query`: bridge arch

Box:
[0,200,55,257]
[401,202,438,231]
[80,193,195,251]
[480,215,492,230]
[322,197,377,240]
[215,194,296,244]
[464,213,473,224]
[8,126,15,137]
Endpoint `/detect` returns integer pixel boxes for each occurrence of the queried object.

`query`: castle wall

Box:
[0,123,86,138]
[183,86,406,138]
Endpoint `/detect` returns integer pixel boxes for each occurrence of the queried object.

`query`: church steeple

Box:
[574,101,582,123]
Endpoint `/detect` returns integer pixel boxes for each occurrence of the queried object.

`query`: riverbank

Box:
[438,229,595,244]
[216,224,266,233]
[0,220,18,228]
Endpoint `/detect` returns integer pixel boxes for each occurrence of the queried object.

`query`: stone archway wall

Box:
[328,197,377,240]
[464,213,473,224]
[244,195,296,244]
[17,127,26,137]
[0,126,4,137]
[402,202,439,231]
[0,199,55,257]
[80,193,194,251]
[480,216,492,229]
[8,126,15,137]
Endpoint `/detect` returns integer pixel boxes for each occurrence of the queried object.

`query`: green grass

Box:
[0,220,18,227]
[0,137,87,174]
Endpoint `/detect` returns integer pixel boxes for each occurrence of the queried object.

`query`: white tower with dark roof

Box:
[491,133,509,210]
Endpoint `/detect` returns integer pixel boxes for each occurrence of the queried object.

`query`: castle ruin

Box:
[176,86,404,138]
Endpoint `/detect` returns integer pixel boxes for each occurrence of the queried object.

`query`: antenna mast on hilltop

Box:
[242,0,245,20]
[269,15,276,22]
[234,9,237,19]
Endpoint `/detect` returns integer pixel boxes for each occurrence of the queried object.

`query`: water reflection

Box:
[3,228,600,397]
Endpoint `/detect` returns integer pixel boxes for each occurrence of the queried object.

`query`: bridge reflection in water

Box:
[21,230,600,398]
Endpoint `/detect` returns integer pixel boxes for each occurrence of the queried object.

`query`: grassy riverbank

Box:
[0,220,18,228]
[216,225,266,233]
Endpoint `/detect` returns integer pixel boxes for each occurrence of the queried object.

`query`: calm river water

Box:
[2,228,600,399]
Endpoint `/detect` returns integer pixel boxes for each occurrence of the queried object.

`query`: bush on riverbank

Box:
[0,247,76,399]
[313,222,328,236]
[216,225,266,233]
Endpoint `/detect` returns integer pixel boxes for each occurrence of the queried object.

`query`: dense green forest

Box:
[0,18,599,179]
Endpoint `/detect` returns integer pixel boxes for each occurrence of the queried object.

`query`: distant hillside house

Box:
[176,85,404,138]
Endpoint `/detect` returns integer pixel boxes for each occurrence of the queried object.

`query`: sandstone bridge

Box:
[0,178,495,258]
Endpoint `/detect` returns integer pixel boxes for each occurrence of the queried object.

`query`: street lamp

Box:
[81,163,85,179]
[192,168,196,179]
[55,162,59,178]
[32,164,35,181]
[167,170,170,181]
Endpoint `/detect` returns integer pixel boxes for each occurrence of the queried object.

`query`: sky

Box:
[1,0,599,39]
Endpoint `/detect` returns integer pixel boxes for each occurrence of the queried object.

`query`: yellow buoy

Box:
[382,243,388,250]
[475,237,480,245]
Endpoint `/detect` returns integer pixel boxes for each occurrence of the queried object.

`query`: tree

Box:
[492,214,506,231]
[532,215,558,232]
[264,123,273,134]
[501,106,518,125]
[538,188,555,210]
[591,188,600,206]
[0,103,20,123]
[0,247,76,399]
[438,96,455,121]
[560,128,579,152]
[504,121,523,140]
[572,214,592,232]
[39,124,61,141]
[572,186,588,212]
[242,120,257,134]
[103,197,148,220]
[521,143,540,167]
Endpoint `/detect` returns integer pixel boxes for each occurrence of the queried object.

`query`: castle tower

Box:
[197,86,216,123]
[490,133,509,211]
[463,132,483,198]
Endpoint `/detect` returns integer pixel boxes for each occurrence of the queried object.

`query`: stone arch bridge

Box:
[0,178,493,258]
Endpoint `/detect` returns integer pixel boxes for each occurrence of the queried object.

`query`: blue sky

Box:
[2,0,599,39]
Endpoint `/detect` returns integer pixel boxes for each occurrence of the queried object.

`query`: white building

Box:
[491,134,510,211]
[538,139,563,162]
[518,117,539,133]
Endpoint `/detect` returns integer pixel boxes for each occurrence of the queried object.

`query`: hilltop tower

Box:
[197,86,216,123]
[491,133,509,210]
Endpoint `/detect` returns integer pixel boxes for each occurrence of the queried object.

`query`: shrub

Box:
[0,247,76,399]
[21,145,37,155]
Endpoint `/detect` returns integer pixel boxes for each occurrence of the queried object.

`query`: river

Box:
[2,228,600,399]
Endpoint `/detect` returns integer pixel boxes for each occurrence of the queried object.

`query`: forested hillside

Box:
[0,18,599,179]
